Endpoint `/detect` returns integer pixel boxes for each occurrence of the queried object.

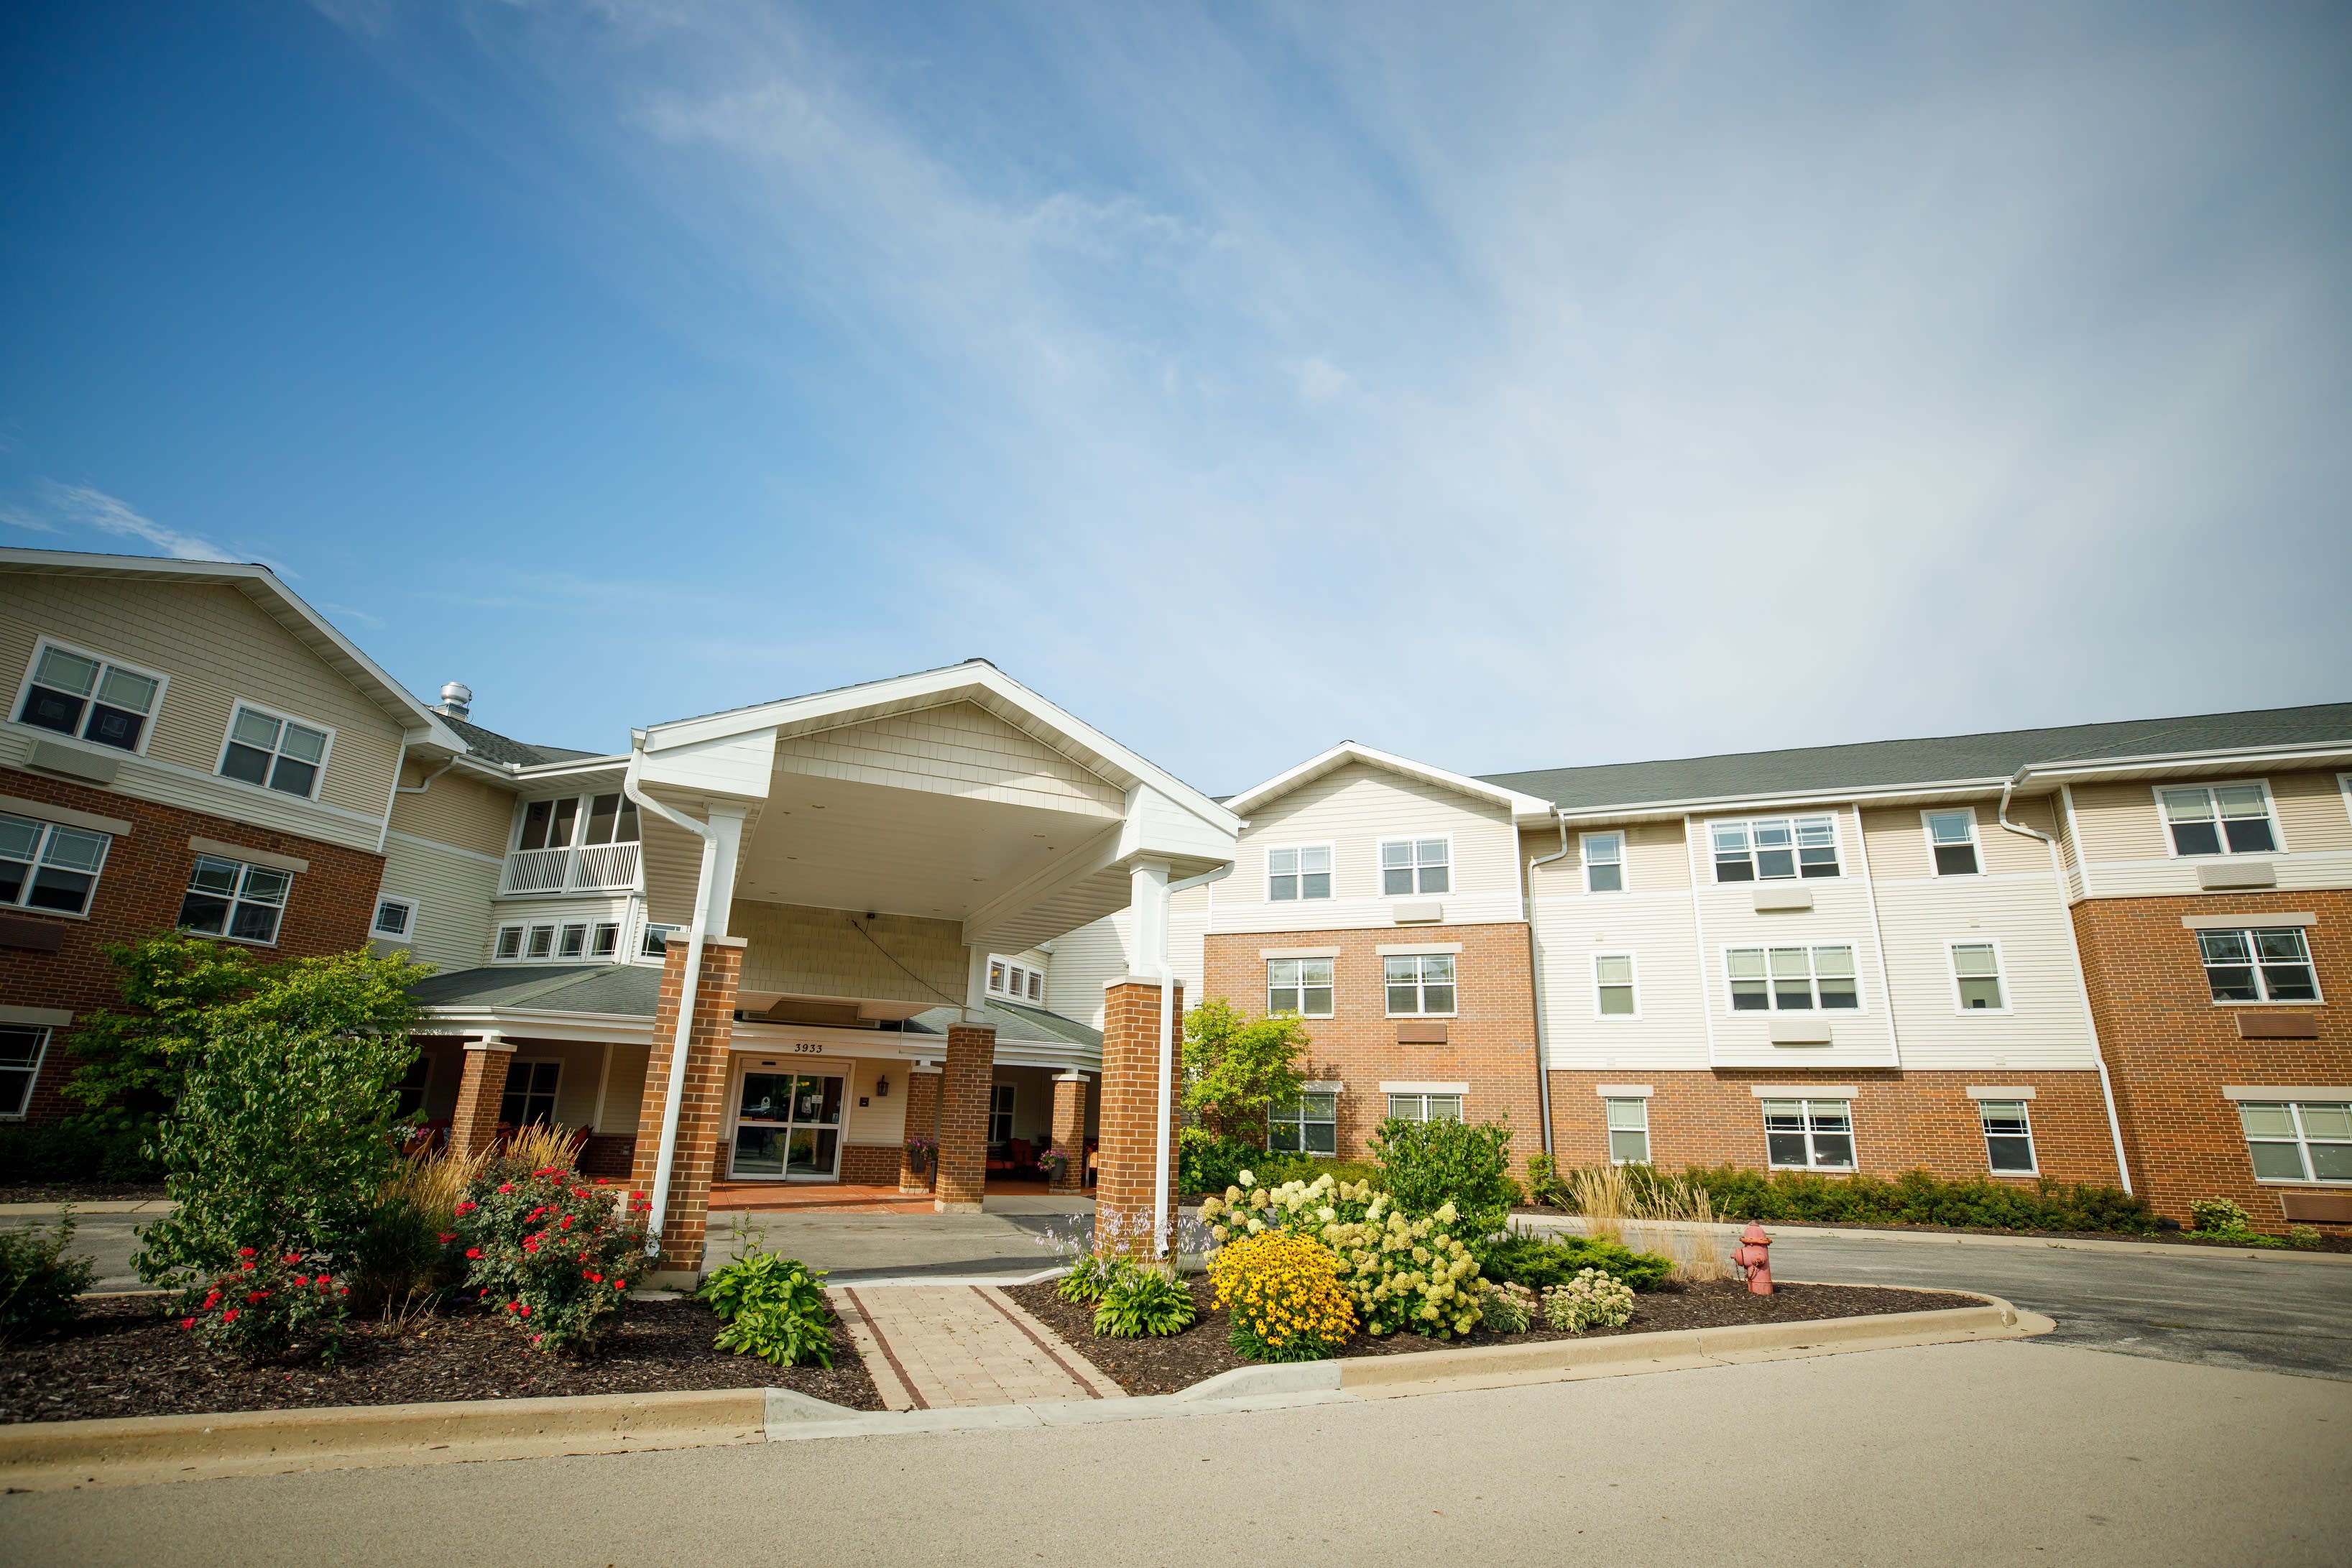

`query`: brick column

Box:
[627,934,744,1278]
[899,1066,942,1193]
[935,1024,996,1213]
[1096,978,1181,1261]
[449,1036,514,1161]
[1050,1071,1089,1194]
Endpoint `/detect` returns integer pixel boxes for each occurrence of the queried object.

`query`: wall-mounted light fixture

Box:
[875,1075,890,1098]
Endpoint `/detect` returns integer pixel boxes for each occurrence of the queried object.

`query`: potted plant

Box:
[902,1136,939,1186]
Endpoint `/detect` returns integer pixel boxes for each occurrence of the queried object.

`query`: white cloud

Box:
[32,482,230,561]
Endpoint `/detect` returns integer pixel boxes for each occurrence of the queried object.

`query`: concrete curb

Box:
[1513,1213,2352,1265]
[0,1201,172,1217]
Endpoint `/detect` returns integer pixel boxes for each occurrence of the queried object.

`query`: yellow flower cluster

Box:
[1208,1231,1357,1356]
[1319,1205,1483,1339]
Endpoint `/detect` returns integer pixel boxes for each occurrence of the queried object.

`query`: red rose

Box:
[612,1280,627,1291]
[437,1233,455,1243]
[282,1253,302,1265]
[180,1316,195,1329]
[517,1305,530,1316]
[203,1292,221,1309]
[465,1248,482,1260]
[497,1183,515,1194]
[454,1202,477,1214]
[292,1276,309,1287]
[559,1215,573,1230]
[223,1309,240,1324]
[237,1247,257,1258]
[239,1262,255,1273]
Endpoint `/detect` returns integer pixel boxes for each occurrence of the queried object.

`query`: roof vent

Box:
[434,682,473,720]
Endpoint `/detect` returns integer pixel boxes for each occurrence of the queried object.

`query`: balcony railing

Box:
[499,841,641,896]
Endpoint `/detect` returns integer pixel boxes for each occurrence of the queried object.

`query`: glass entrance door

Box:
[731,1070,846,1179]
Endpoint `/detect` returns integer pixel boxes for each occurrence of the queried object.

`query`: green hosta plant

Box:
[1092,1262,1196,1339]
[697,1250,836,1368]
[1058,1253,1113,1303]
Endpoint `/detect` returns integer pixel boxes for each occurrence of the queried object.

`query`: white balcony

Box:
[499,841,641,896]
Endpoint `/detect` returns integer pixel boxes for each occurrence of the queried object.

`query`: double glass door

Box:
[732,1070,845,1179]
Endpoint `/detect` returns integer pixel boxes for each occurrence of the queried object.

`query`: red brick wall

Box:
[935,1023,995,1210]
[1097,979,1181,1260]
[627,937,742,1272]
[898,1069,939,1192]
[1201,923,1543,1173]
[2074,889,2352,1231]
[839,1143,898,1185]
[0,765,384,1123]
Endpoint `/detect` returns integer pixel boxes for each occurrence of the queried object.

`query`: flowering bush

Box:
[1201,1171,1484,1338]
[1542,1268,1636,1333]
[1093,1262,1197,1339]
[1209,1232,1355,1361]
[453,1160,646,1352]
[179,1247,349,1360]
[1480,1280,1535,1334]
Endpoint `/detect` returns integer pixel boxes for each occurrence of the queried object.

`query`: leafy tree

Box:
[1372,1116,1518,1243]
[1179,999,1310,1150]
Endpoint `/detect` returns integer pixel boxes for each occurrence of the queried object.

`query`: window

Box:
[987,956,1046,1002]
[1950,943,2006,1011]
[1727,945,1858,1012]
[591,921,619,959]
[1605,1097,1649,1164]
[1763,1099,1855,1170]
[557,923,589,959]
[1594,954,1637,1017]
[524,923,557,960]
[15,639,162,753]
[1268,957,1334,1018]
[517,797,578,852]
[2160,784,2277,857]
[1386,1093,1463,1123]
[1978,1100,2036,1173]
[641,922,681,959]
[1268,1091,1339,1155]
[499,1061,561,1127]
[1380,838,1450,896]
[1712,814,1840,882]
[1268,844,1332,902]
[1384,953,1456,1015]
[179,855,290,944]
[1924,810,1980,876]
[372,896,416,939]
[1582,832,1625,893]
[0,812,110,916]
[0,1025,49,1119]
[988,1083,1016,1146]
[393,1056,431,1121]
[2238,1102,2352,1184]
[2199,928,2319,1003]
[517,793,640,853]
[580,793,641,847]
[218,704,331,799]
[495,924,525,961]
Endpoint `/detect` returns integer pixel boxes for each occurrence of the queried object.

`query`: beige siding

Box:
[386,765,516,859]
[2067,780,2169,862]
[1533,886,1712,1072]
[596,1043,650,1134]
[731,900,967,1007]
[773,701,1122,818]
[1044,911,1133,1029]
[377,833,502,972]
[2274,770,2352,853]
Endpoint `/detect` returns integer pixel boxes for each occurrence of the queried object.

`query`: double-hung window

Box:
[2199,928,2318,1003]
[1268,845,1332,903]
[0,1025,50,1119]
[989,1084,1016,1146]
[0,812,111,916]
[1594,954,1637,1017]
[1924,811,1980,875]
[1712,814,1839,882]
[17,640,163,752]
[1728,945,1858,1012]
[393,1056,431,1121]
[1380,839,1449,896]
[1582,832,1625,893]
[2238,1102,2352,1183]
[372,895,417,940]
[1978,1100,2037,1173]
[1384,954,1455,1016]
[1386,1092,1463,1123]
[1763,1099,1855,1170]
[2160,784,2278,857]
[1267,957,1334,1018]
[1950,943,2006,1011]
[180,855,290,944]
[500,1061,561,1127]
[1605,1097,1650,1164]
[219,705,331,799]
[1268,1090,1339,1156]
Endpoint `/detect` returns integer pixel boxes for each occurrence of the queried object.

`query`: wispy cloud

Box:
[17,481,231,561]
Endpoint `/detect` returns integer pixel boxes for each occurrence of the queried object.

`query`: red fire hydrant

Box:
[1731,1222,1774,1295]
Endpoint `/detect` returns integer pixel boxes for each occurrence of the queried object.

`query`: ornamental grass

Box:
[1208,1231,1356,1362]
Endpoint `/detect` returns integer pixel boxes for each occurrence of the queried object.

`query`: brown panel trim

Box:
[2236,1011,2321,1040]
[0,915,66,952]
[2279,1191,2352,1224]
[1395,1019,1449,1044]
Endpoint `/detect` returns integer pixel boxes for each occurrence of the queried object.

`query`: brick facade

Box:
[1096,979,1181,1260]
[0,765,384,1123]
[627,935,743,1274]
[934,1023,995,1212]
[448,1041,512,1161]
[1050,1071,1088,1194]
[2073,889,2352,1231]
[899,1066,940,1193]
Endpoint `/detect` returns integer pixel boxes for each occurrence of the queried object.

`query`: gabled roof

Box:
[908,997,1102,1048]
[1224,740,1554,820]
[1480,701,2352,816]
[441,715,606,770]
[409,964,660,1015]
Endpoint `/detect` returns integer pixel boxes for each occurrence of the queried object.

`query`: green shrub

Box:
[454,1161,646,1351]
[348,1195,453,1313]
[2188,1198,2252,1234]
[0,1120,162,1186]
[1480,1280,1535,1334]
[0,1210,93,1345]
[1180,999,1310,1145]
[177,1247,350,1361]
[1371,1117,1516,1242]
[1676,1164,2158,1235]
[1179,1128,1256,1196]
[2289,1226,2323,1250]
[1057,1253,1114,1303]
[1092,1263,1197,1339]
[1480,1228,1673,1293]
[1542,1268,1636,1333]
[1523,1152,1566,1209]
[1251,1153,1381,1191]
[698,1250,835,1368]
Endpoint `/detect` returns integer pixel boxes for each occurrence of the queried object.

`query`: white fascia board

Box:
[2011,743,2352,788]
[1546,779,2014,825]
[508,755,632,783]
[636,727,778,802]
[415,1006,655,1045]
[1226,741,1553,819]
[1115,781,1240,868]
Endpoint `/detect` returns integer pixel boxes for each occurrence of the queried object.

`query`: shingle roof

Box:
[441,716,607,769]
[410,964,660,1015]
[1479,701,2352,813]
[907,998,1102,1048]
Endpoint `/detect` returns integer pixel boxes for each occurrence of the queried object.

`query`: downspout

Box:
[1997,768,2133,1194]
[622,741,723,1257]
[1153,862,1232,1258]
[1523,810,1574,1160]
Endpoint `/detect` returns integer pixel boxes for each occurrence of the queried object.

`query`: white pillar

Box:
[1129,859,1172,973]
[702,802,748,939]
[966,945,993,1024]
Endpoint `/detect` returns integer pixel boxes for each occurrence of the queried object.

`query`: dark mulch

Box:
[1509,1207,2352,1253]
[0,1182,169,1206]
[1005,1276,1973,1397]
[0,1296,882,1424]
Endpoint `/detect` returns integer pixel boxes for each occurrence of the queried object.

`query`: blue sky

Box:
[2,2,2347,793]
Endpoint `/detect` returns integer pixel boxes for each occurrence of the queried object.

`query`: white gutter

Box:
[1996,770,2134,1194]
[1153,862,1231,1258]
[1523,811,1574,1159]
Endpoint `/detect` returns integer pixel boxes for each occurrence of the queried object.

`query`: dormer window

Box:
[987,956,1045,1003]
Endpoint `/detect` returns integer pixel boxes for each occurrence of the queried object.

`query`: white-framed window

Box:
[1383,953,1456,1016]
[1978,1100,2037,1173]
[1582,831,1625,893]
[2159,783,2279,857]
[1593,953,1638,1018]
[1386,1092,1463,1123]
[1379,837,1451,896]
[523,923,558,960]
[1924,809,1981,876]
[1267,957,1334,1018]
[987,956,1046,1003]
[1269,1090,1339,1155]
[1763,1099,1855,1170]
[513,791,642,853]
[14,637,165,754]
[0,812,111,917]
[591,921,619,959]
[1726,944,1859,1013]
[640,922,681,959]
[0,1024,50,1119]
[2198,928,2320,1004]
[179,854,290,944]
[1712,813,1840,882]
[495,923,525,961]
[500,1059,561,1127]
[2239,1102,2352,1184]
[218,703,333,800]
[557,922,589,959]
[393,1055,431,1121]
[1605,1097,1649,1164]
[988,1083,1016,1146]
[1268,844,1333,903]
[1949,941,2008,1013]
[372,895,418,940]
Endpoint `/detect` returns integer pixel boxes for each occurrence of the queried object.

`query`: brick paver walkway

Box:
[831,1284,1124,1410]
